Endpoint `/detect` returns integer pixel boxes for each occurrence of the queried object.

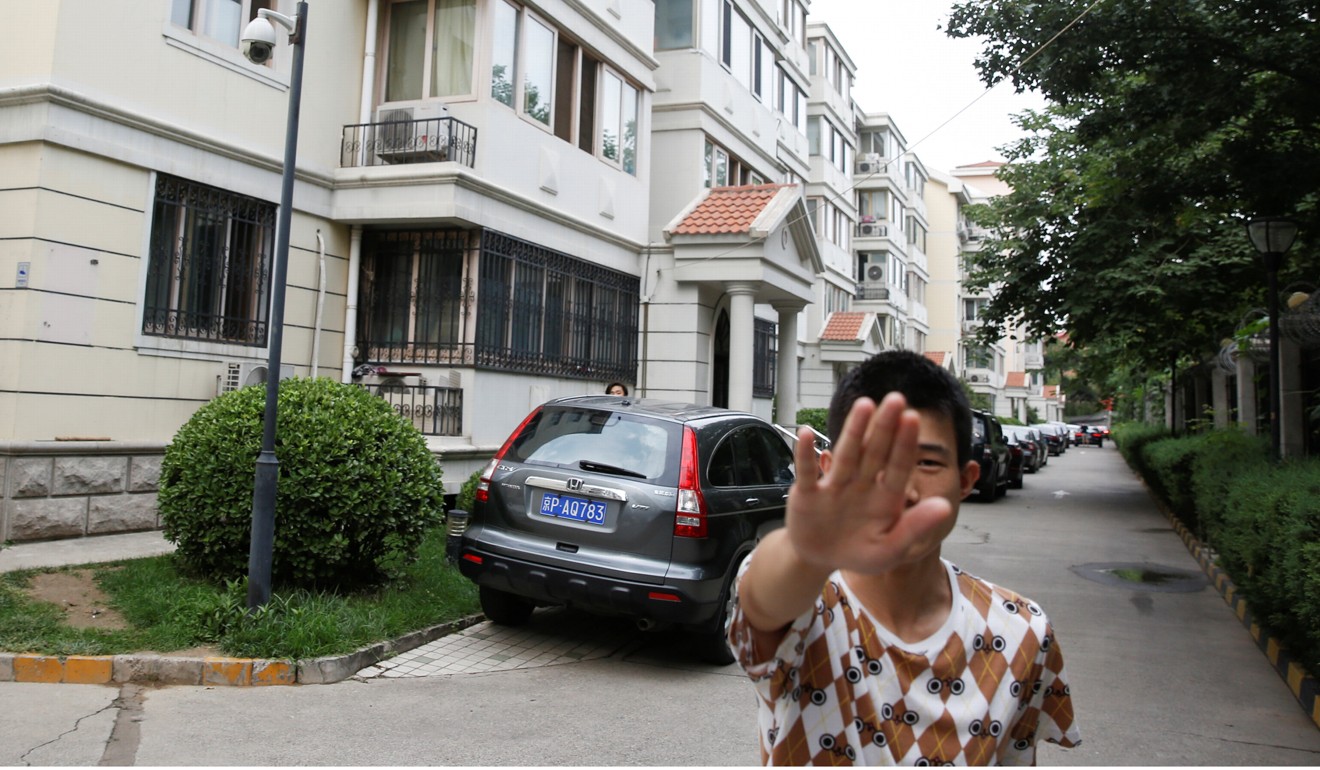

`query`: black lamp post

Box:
[244,3,308,610]
[1246,216,1298,462]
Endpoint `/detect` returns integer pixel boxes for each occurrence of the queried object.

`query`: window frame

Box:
[381,0,478,104]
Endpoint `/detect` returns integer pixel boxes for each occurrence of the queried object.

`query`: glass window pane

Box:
[654,0,693,50]
[601,71,621,162]
[622,84,638,175]
[432,0,475,97]
[523,16,554,125]
[202,0,241,45]
[491,0,518,107]
[171,0,194,27]
[386,1,428,102]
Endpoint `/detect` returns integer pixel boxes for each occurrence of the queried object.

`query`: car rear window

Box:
[507,407,681,484]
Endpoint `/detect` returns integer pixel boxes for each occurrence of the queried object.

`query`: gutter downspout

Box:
[311,229,326,377]
[342,226,363,383]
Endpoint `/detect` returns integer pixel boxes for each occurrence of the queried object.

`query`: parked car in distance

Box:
[1003,433,1029,489]
[458,395,794,664]
[1075,425,1106,447]
[1004,425,1044,473]
[970,409,1010,500]
[1064,423,1083,446]
[1033,423,1067,456]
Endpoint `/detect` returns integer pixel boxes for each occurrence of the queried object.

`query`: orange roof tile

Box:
[820,312,868,341]
[1043,385,1059,399]
[671,184,793,235]
[924,351,947,366]
[1005,371,1027,388]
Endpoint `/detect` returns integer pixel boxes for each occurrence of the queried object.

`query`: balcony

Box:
[341,116,478,169]
[363,381,463,437]
[855,221,888,239]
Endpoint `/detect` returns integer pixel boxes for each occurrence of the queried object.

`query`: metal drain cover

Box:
[1070,562,1207,593]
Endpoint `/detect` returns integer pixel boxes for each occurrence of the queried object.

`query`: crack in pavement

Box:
[17,689,124,767]
[99,684,146,766]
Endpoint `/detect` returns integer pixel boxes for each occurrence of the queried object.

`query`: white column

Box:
[1235,356,1257,433]
[341,226,363,383]
[727,283,757,413]
[1211,368,1230,429]
[774,303,801,427]
[1281,338,1305,458]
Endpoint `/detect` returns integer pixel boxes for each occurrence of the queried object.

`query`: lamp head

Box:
[1247,217,1298,256]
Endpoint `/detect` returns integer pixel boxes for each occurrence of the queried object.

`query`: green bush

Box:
[455,469,482,514]
[1187,429,1268,543]
[796,408,828,435]
[159,377,444,589]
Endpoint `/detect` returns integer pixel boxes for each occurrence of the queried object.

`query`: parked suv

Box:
[458,395,795,664]
[970,409,1010,500]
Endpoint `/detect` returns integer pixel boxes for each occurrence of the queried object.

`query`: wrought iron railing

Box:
[364,382,463,437]
[340,117,478,168]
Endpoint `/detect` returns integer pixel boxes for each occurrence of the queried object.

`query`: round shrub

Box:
[159,377,444,588]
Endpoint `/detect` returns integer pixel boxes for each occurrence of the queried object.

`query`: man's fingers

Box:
[792,425,821,495]
[879,408,922,494]
[855,393,908,484]
[824,397,875,484]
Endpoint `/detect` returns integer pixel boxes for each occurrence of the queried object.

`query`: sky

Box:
[806,0,1049,174]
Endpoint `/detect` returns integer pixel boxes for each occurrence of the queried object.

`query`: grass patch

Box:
[0,527,479,660]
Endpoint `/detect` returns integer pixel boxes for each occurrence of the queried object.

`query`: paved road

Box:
[4,443,1320,765]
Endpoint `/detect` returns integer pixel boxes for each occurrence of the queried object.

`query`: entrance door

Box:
[713,310,730,408]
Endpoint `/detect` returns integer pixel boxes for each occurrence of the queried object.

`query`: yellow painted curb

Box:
[203,658,252,686]
[252,660,296,686]
[64,656,113,684]
[14,656,62,683]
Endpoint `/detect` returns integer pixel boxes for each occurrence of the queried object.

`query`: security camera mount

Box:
[258,8,304,45]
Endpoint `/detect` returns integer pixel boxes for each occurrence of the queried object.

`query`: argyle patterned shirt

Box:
[729,557,1080,765]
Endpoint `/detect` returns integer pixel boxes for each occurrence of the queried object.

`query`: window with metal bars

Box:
[358,229,475,365]
[753,318,777,398]
[476,230,638,382]
[141,175,275,346]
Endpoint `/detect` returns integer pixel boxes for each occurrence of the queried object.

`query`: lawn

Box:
[0,527,481,660]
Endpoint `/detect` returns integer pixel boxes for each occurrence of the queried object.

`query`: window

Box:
[654,0,694,49]
[780,0,806,47]
[858,190,887,221]
[776,66,807,134]
[753,318,777,399]
[965,344,993,370]
[600,69,639,174]
[358,229,474,364]
[964,298,989,321]
[907,217,928,252]
[171,0,272,49]
[704,138,757,187]
[522,14,555,126]
[384,0,476,102]
[476,230,638,382]
[490,0,518,107]
[142,175,274,346]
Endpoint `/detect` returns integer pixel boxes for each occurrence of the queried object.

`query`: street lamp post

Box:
[244,3,308,610]
[1246,216,1298,463]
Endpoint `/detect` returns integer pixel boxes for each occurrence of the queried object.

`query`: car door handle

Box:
[744,497,761,506]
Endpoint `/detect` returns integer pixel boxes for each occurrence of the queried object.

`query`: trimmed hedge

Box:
[1123,423,1320,674]
[159,377,444,589]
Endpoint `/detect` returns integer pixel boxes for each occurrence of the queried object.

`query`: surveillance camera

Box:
[241,17,277,64]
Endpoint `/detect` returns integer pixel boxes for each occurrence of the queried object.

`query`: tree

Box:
[945,0,1319,377]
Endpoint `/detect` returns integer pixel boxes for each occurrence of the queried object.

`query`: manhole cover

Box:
[1070,562,1207,593]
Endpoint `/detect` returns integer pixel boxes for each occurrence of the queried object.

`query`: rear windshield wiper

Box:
[578,460,647,479]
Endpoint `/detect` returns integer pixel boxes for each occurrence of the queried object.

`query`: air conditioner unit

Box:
[858,222,887,238]
[373,102,451,163]
[864,263,885,283]
[217,361,294,396]
[968,374,986,383]
[855,154,884,175]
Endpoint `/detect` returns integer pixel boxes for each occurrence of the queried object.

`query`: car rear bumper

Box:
[457,543,723,627]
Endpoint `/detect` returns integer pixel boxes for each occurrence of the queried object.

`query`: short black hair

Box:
[826,351,972,467]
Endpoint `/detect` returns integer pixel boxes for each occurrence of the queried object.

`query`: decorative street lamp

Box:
[1246,216,1298,462]
[242,3,308,609]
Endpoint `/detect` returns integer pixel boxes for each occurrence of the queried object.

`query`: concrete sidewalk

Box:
[0,530,177,574]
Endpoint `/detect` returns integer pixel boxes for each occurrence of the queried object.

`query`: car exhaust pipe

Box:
[636,618,657,632]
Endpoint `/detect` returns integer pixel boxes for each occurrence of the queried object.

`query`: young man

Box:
[728,351,1079,765]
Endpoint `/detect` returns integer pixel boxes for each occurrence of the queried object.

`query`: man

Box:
[729,351,1079,765]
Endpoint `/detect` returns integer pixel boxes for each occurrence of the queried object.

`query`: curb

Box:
[0,612,486,687]
[1160,508,1320,729]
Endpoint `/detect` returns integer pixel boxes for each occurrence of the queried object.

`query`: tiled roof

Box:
[1005,371,1027,388]
[957,160,1004,169]
[924,351,947,366]
[820,312,869,341]
[1043,385,1059,399]
[670,184,793,235]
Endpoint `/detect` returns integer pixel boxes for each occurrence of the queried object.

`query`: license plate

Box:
[539,492,607,526]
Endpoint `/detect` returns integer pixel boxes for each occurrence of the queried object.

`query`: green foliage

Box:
[999,416,1024,426]
[796,408,828,435]
[456,469,482,514]
[0,528,480,659]
[159,377,444,589]
[1124,428,1320,674]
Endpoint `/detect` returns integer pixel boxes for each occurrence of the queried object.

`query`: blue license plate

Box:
[539,492,607,526]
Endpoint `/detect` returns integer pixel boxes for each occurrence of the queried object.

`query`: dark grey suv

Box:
[458,395,794,664]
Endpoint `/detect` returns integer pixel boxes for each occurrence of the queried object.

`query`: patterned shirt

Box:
[729,557,1080,765]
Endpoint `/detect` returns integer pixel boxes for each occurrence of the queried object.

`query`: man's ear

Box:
[959,460,980,499]
[817,448,833,477]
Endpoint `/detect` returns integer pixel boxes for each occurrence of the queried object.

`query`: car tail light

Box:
[475,407,541,504]
[675,426,708,538]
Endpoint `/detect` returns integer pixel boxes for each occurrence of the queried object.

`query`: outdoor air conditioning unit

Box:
[374,102,451,163]
[856,153,883,175]
[858,222,887,238]
[864,263,885,283]
[217,361,294,396]
[968,374,987,384]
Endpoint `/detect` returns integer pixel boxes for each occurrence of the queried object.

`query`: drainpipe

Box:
[358,0,380,164]
[311,230,326,377]
[342,226,363,383]
[639,246,653,397]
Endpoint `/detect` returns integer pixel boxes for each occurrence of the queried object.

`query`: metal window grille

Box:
[475,230,638,382]
[357,230,475,365]
[141,175,275,345]
[363,382,463,437]
[753,318,777,398]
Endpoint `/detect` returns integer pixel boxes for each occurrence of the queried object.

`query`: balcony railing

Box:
[856,284,890,301]
[341,116,478,168]
[855,221,888,238]
[363,382,463,437]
